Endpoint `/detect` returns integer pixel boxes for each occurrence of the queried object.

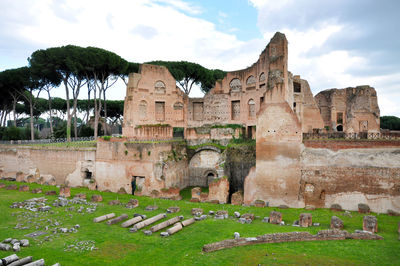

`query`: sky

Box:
[1,0,399,116]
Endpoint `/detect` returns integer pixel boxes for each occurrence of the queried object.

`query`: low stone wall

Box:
[304,140,400,150]
[202,230,383,253]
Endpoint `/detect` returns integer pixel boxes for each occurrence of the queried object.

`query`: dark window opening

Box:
[293,102,297,112]
[293,82,301,93]
[337,112,343,124]
[84,170,92,179]
[336,125,343,132]
[260,97,264,103]
[320,190,326,200]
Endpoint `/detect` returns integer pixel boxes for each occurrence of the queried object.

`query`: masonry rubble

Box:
[330,216,343,230]
[363,215,378,233]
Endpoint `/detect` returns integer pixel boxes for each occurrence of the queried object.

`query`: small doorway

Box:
[336,125,343,132]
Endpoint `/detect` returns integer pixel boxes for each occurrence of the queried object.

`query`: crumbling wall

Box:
[300,144,400,212]
[0,146,95,185]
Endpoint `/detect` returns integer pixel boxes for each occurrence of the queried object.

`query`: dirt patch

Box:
[89,241,138,260]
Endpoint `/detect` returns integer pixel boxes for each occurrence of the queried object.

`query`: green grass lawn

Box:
[0,181,399,265]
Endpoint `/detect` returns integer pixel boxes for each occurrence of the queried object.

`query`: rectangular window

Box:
[231,100,240,120]
[293,82,301,93]
[337,112,343,124]
[193,102,204,121]
[155,102,165,121]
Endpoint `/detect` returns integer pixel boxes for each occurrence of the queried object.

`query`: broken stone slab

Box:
[126,199,139,209]
[299,213,312,227]
[234,212,240,218]
[145,205,158,211]
[6,184,18,190]
[330,216,343,230]
[262,217,269,223]
[8,256,33,266]
[166,222,183,235]
[150,216,183,232]
[45,190,57,196]
[131,213,167,232]
[0,254,19,264]
[238,218,252,224]
[108,200,121,206]
[181,218,195,227]
[0,243,11,251]
[19,185,29,192]
[330,204,342,212]
[3,238,12,243]
[234,232,240,239]
[241,213,255,220]
[231,191,243,206]
[167,206,180,213]
[191,208,203,216]
[106,214,129,225]
[194,215,207,221]
[59,187,71,197]
[143,230,152,236]
[91,195,103,202]
[216,210,228,219]
[254,200,265,207]
[363,215,378,233]
[160,232,169,237]
[93,213,116,223]
[358,203,370,214]
[74,193,86,199]
[121,216,143,228]
[12,243,20,252]
[31,188,42,194]
[269,211,282,224]
[24,259,45,266]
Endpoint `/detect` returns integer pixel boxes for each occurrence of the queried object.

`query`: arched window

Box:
[248,99,255,118]
[139,100,147,120]
[229,78,242,92]
[154,81,166,94]
[259,72,266,83]
[246,75,256,86]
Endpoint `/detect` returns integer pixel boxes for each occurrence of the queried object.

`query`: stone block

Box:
[330,216,343,229]
[254,200,265,207]
[241,213,255,221]
[91,195,103,202]
[126,199,139,209]
[108,200,121,206]
[330,204,342,212]
[6,184,18,190]
[387,209,400,216]
[191,187,201,199]
[278,205,289,209]
[363,215,377,233]
[26,175,36,183]
[200,192,209,202]
[74,193,86,199]
[45,190,57,196]
[145,205,158,211]
[231,191,243,206]
[31,188,42,194]
[269,211,282,224]
[19,185,29,192]
[299,213,312,227]
[191,208,203,216]
[358,203,370,214]
[167,206,180,213]
[59,187,71,197]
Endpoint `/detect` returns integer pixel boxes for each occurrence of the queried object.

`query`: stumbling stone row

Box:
[150,216,183,232]
[93,213,116,223]
[106,214,128,225]
[130,213,166,232]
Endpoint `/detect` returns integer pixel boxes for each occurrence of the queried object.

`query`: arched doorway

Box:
[188,149,222,187]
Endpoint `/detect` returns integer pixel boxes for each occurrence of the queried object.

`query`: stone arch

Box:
[259,72,266,83]
[204,169,218,185]
[230,78,242,92]
[188,149,222,187]
[139,100,147,120]
[154,80,166,94]
[248,99,255,118]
